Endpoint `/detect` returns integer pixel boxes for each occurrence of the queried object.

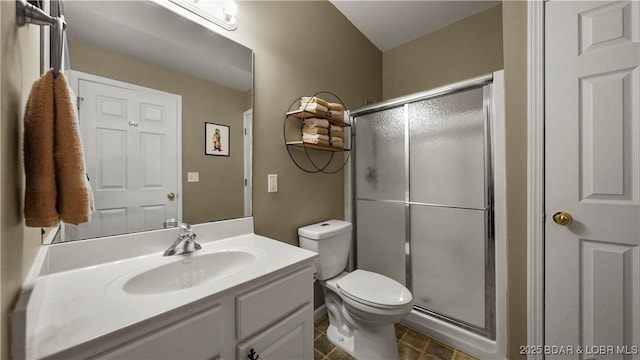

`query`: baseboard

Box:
[314,304,327,320]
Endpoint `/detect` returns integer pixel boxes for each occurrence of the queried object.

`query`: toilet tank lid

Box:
[298,220,352,240]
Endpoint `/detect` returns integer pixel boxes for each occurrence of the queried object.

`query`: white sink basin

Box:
[122,250,257,295]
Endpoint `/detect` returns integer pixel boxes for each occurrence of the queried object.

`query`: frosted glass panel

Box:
[356,200,406,285]
[409,88,486,208]
[411,205,486,328]
[355,106,405,201]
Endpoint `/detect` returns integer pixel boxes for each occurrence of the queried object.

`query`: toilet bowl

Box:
[298,220,413,360]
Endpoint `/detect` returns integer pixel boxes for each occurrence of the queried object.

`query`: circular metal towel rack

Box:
[283,91,351,174]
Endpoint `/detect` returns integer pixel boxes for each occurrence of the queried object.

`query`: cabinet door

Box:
[98,305,224,359]
[237,303,313,360]
[236,267,313,340]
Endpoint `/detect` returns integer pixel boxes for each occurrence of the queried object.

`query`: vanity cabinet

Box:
[236,266,312,340]
[97,305,226,359]
[237,304,313,360]
[76,266,314,360]
[236,267,314,360]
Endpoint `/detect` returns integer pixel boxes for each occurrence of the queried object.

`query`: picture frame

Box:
[205,122,230,156]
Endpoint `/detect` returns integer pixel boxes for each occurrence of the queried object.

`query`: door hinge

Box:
[77,96,84,110]
[244,128,247,135]
[244,178,248,186]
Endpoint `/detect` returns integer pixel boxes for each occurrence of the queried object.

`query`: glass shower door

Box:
[352,80,495,339]
[354,106,407,285]
[408,87,494,336]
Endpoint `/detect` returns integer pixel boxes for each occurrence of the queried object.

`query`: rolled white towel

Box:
[330,137,344,148]
[301,96,329,108]
[329,125,343,132]
[299,102,328,114]
[303,133,330,141]
[303,138,330,146]
[328,102,345,111]
[327,110,344,121]
[303,118,330,128]
[302,126,329,135]
[327,103,344,111]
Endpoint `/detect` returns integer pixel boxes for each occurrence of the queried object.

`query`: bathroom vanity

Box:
[12,218,317,360]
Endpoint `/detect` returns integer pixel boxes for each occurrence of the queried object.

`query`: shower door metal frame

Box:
[351,74,496,339]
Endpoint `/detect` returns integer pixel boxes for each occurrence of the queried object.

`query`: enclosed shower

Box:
[350,72,506,358]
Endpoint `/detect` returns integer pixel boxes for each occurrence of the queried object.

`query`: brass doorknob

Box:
[552,211,572,226]
[167,192,175,201]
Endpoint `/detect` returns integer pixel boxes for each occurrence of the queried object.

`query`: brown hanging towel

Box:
[53,72,90,225]
[23,71,59,227]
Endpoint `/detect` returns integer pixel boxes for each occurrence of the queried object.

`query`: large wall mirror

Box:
[48,0,253,243]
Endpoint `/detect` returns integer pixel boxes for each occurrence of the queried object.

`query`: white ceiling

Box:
[330,1,501,52]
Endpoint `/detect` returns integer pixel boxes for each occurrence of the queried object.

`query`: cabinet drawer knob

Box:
[248,348,259,360]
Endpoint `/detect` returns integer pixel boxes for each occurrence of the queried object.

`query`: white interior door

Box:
[545,0,640,356]
[77,76,181,239]
[243,109,253,217]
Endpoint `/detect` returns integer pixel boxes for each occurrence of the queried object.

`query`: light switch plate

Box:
[187,172,199,182]
[268,174,278,193]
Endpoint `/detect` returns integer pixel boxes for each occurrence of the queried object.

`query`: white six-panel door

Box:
[78,77,180,239]
[545,0,640,356]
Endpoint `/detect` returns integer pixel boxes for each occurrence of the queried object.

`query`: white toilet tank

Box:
[298,220,352,280]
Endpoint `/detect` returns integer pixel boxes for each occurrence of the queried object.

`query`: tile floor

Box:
[313,314,479,360]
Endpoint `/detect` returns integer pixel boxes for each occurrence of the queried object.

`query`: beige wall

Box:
[382,5,503,100]
[1,1,530,358]
[68,40,246,224]
[0,2,44,359]
[223,1,382,245]
[0,3,380,357]
[380,3,529,357]
[502,1,528,358]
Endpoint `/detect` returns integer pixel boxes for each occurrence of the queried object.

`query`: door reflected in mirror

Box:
[52,0,253,243]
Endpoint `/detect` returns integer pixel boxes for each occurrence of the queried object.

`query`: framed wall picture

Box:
[205,122,230,156]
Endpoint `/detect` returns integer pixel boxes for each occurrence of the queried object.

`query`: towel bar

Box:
[16,0,66,76]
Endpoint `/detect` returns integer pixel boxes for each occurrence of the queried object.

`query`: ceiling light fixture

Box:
[222,1,238,24]
[169,0,238,31]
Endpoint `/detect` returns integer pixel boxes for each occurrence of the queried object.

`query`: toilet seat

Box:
[337,270,412,309]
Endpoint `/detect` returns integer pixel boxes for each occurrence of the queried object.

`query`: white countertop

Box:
[24,232,316,359]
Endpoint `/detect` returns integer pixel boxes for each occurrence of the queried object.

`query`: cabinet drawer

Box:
[237,303,314,360]
[236,266,313,340]
[98,305,224,359]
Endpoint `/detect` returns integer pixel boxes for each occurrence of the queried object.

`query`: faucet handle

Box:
[178,223,192,236]
[163,218,179,228]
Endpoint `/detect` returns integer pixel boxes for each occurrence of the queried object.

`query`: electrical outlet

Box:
[268,174,278,193]
[187,172,199,182]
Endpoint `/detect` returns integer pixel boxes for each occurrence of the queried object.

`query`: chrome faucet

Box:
[163,218,179,228]
[163,223,201,256]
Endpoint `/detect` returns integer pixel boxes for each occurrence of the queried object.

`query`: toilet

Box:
[299,220,413,360]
